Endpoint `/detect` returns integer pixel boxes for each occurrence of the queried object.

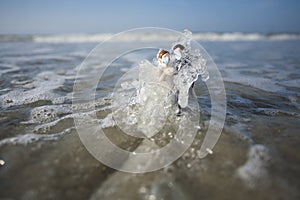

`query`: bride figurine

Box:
[157,49,175,82]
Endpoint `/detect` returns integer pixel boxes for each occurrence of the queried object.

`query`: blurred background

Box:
[1,0,300,34]
[0,1,300,200]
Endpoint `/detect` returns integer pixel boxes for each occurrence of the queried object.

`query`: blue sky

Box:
[0,0,300,34]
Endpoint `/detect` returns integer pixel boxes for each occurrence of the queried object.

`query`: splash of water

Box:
[173,29,209,108]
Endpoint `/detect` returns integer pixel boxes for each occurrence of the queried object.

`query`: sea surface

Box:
[0,33,300,200]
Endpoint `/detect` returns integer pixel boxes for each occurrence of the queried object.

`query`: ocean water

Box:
[0,33,300,200]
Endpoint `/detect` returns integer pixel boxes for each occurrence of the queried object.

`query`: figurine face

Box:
[157,50,170,66]
[161,53,170,65]
[174,48,182,60]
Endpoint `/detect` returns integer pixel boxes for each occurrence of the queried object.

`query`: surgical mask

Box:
[175,54,181,60]
[162,56,169,64]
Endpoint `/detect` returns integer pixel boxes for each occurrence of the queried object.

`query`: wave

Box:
[194,33,300,41]
[0,32,300,43]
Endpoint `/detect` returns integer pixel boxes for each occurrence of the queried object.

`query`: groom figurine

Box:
[172,43,197,108]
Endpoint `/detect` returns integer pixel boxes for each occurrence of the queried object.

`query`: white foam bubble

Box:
[0,71,67,108]
[236,144,271,188]
[28,103,114,135]
[193,32,265,41]
[0,133,65,147]
[25,105,73,124]
[32,33,300,43]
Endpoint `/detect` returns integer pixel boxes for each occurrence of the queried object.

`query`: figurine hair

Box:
[173,44,185,51]
[157,49,170,59]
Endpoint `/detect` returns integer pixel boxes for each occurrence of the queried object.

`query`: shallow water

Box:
[0,38,300,200]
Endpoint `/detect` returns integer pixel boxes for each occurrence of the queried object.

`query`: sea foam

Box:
[29,33,300,43]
